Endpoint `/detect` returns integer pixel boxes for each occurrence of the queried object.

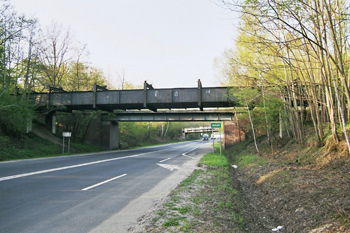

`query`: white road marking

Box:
[0,149,168,182]
[182,154,194,159]
[159,158,171,163]
[82,174,127,191]
[0,144,201,182]
[182,146,199,159]
[156,163,180,171]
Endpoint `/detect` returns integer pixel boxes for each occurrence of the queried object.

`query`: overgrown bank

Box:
[0,132,105,161]
[0,131,188,162]
[134,138,350,232]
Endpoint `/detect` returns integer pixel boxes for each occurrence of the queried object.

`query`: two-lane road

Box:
[0,140,211,233]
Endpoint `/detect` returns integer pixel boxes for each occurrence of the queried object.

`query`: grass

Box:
[145,142,244,232]
[234,152,270,168]
[0,132,193,162]
[0,133,189,162]
[198,142,229,168]
[0,133,105,161]
[141,129,350,232]
[162,217,183,227]
[179,169,201,187]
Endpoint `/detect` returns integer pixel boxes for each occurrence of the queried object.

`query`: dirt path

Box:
[32,123,62,146]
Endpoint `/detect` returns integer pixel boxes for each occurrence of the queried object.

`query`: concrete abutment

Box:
[83,118,120,150]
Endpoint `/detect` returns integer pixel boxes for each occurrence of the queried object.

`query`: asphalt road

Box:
[0,140,211,233]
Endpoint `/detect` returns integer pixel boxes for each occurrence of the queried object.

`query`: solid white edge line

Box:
[82,174,127,191]
[0,143,201,182]
[0,148,170,182]
[0,140,198,164]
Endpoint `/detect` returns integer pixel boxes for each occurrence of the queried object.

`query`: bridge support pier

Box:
[45,112,56,134]
[26,118,32,133]
[102,121,119,150]
[84,119,120,150]
[224,121,245,149]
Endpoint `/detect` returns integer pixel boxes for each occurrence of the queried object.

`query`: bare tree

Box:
[73,43,88,91]
[36,22,73,88]
[0,2,37,97]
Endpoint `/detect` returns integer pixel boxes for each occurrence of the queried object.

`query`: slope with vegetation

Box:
[135,1,350,230]
[219,0,350,155]
[135,134,350,232]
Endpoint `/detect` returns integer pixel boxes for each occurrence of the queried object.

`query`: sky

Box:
[10,0,239,89]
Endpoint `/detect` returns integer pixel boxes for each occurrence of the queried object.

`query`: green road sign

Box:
[211,122,221,128]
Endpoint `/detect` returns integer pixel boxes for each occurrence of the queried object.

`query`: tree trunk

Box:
[247,104,259,154]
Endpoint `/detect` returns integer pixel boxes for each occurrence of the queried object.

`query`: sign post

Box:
[62,132,72,153]
[211,122,222,155]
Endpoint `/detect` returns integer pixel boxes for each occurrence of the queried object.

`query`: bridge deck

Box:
[31,86,236,112]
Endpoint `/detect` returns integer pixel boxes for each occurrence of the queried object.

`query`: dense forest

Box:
[218,0,350,155]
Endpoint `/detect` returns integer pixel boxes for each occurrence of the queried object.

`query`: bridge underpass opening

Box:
[41,109,238,150]
[92,110,235,149]
[182,126,220,140]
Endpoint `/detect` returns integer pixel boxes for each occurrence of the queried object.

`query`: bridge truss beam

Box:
[102,111,235,122]
[31,80,236,112]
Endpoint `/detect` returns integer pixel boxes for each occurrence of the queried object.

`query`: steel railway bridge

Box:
[30,80,237,149]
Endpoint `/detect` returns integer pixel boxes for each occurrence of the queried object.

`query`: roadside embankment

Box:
[134,138,350,232]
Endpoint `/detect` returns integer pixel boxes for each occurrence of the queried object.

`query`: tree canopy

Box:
[220,0,350,153]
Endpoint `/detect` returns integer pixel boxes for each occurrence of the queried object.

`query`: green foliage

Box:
[234,152,270,168]
[118,121,203,149]
[62,63,107,91]
[229,85,283,142]
[250,88,283,135]
[119,122,149,148]
[198,142,229,168]
[199,152,229,168]
[233,87,260,106]
[162,217,182,227]
[0,93,33,137]
[179,170,201,187]
[55,111,105,142]
[0,132,104,161]
[257,92,283,133]
[0,133,60,161]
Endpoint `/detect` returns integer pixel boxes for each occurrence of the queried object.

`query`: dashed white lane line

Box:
[0,145,202,182]
[82,174,127,191]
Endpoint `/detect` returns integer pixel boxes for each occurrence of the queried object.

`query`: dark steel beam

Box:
[30,81,237,112]
[102,111,234,122]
